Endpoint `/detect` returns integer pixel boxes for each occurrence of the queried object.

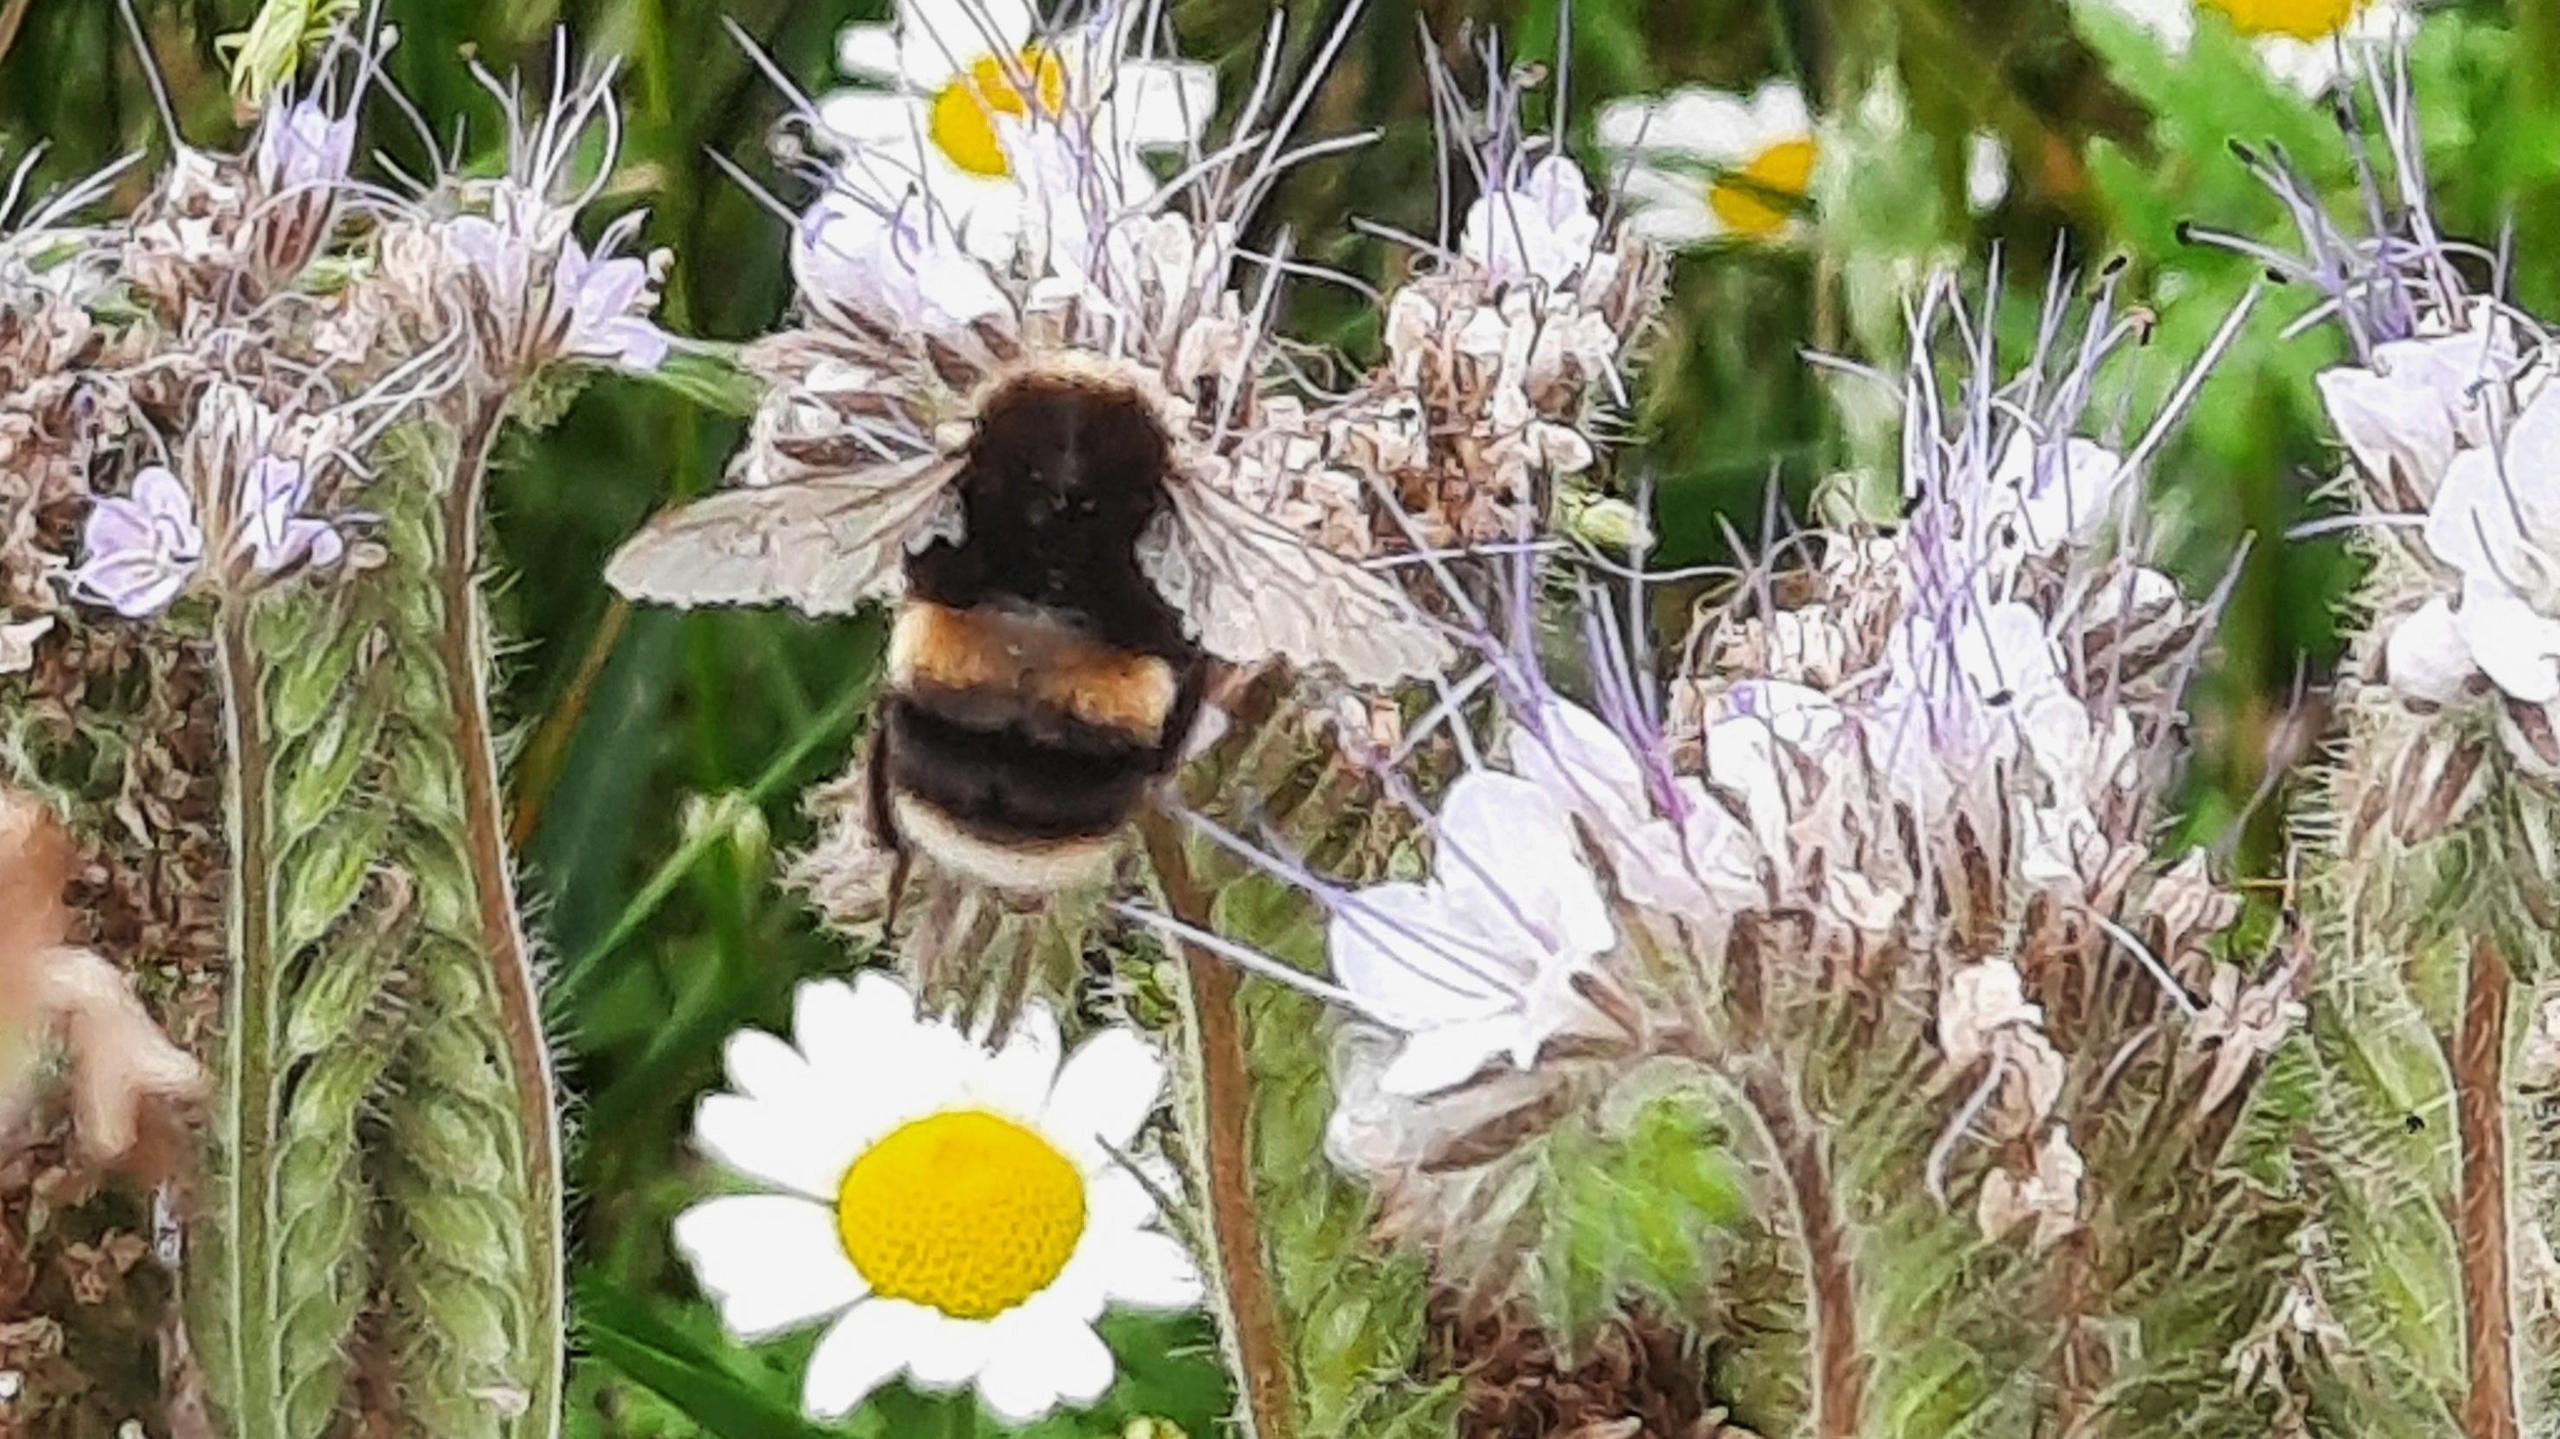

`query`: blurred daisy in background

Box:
[817,0,1215,263]
[2087,0,2417,94]
[671,973,1202,1424]
[1595,80,2008,249]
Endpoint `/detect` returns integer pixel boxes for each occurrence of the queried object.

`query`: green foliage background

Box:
[7,0,2560,1432]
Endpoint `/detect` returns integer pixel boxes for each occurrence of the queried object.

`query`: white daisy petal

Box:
[838,24,904,82]
[803,1299,921,1419]
[721,1029,814,1105]
[1100,1228,1207,1311]
[819,91,932,149]
[1595,88,1760,161]
[1615,171,1723,246]
[903,1309,997,1387]
[973,1314,1073,1422]
[893,0,1037,88]
[1086,1164,1160,1229]
[1044,1026,1166,1162]
[1111,60,1216,148]
[693,1093,856,1200]
[968,1001,1064,1119]
[672,1196,865,1340]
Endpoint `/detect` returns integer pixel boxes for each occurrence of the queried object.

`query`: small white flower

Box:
[2382,596,2476,705]
[792,191,1010,335]
[819,0,1215,266]
[1980,431,2132,563]
[1327,771,1617,1096]
[1458,155,1602,288]
[2420,384,2560,703]
[1594,81,1816,246]
[672,973,1200,1425]
[2086,0,2418,96]
[1508,697,1759,918]
[2316,309,2527,497]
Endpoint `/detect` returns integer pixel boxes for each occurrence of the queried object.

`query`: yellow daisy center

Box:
[928,49,1069,179]
[834,1109,1086,1320]
[2198,0,2362,40]
[1707,138,1817,240]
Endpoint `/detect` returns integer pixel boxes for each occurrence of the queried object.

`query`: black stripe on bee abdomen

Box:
[881,694,1165,843]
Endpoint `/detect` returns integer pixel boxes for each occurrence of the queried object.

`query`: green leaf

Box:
[575,1282,845,1439]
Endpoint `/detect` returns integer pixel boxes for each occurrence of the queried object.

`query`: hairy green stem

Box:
[208,602,285,1438]
[2454,933,2519,1439]
[435,392,565,1439]
[1143,812,1297,1439]
[1740,1066,1865,1439]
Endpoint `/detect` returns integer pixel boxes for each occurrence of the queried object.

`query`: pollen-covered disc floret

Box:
[671,972,1202,1424]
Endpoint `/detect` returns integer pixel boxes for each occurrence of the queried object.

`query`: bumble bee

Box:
[605,353,1451,892]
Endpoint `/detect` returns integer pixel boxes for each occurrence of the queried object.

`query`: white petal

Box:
[2455,580,2560,704]
[2385,596,2477,705]
[894,0,1036,88]
[2317,360,2457,494]
[671,1195,865,1340]
[972,1317,1071,1422]
[1745,80,1814,146]
[1380,1013,1528,1095]
[1111,60,1216,148]
[693,1093,861,1200]
[1596,89,1759,160]
[1435,771,1615,962]
[966,1001,1063,1120]
[1508,697,1650,836]
[1617,183,1723,246]
[722,1028,815,1105]
[1098,1227,1206,1311]
[1043,1026,1166,1166]
[837,23,904,81]
[1328,880,1514,1030]
[803,1299,920,1419]
[903,1308,996,1387]
[819,90,930,148]
[2426,449,2544,590]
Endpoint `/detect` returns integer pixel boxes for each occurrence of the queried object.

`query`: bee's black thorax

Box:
[877,366,1209,883]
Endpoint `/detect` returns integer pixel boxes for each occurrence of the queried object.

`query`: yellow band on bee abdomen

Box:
[890,601,1180,743]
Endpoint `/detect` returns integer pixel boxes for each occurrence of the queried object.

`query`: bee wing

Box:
[605,455,962,616]
[1144,477,1453,687]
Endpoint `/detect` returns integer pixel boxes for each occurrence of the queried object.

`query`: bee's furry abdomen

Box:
[879,600,1205,888]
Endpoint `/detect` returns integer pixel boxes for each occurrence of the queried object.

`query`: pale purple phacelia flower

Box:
[236,455,346,576]
[1458,155,1602,288]
[791,192,1007,337]
[1327,770,1616,1097]
[556,235,672,370]
[254,99,357,196]
[444,199,672,375]
[70,467,203,618]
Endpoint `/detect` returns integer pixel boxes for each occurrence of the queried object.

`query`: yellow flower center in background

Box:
[835,1110,1085,1320]
[2199,0,2361,40]
[928,50,1069,178]
[1707,139,1817,239]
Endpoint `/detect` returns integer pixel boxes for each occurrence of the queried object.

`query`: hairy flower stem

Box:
[207,603,286,1439]
[1740,1067,1865,1439]
[1142,812,1297,1439]
[432,391,564,1439]
[2455,933,2520,1439]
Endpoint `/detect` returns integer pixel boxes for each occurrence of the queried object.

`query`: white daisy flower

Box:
[2087,0,2417,96]
[1595,81,1818,246]
[1326,770,1617,1097]
[671,973,1202,1425]
[818,0,1216,265]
